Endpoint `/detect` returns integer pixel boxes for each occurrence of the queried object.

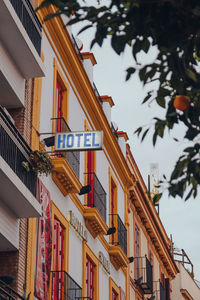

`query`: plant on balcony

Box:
[22,150,53,176]
[30,150,53,176]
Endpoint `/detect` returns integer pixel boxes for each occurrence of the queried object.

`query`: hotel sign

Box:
[55,131,103,151]
[68,211,87,241]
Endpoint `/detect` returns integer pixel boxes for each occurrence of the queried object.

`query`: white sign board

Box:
[55,131,103,151]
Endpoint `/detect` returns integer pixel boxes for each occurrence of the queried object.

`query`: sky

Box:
[72,22,200,281]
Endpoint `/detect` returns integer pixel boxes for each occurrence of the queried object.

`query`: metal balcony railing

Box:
[51,271,82,300]
[111,122,119,140]
[71,34,83,61]
[0,106,37,197]
[52,117,80,178]
[110,214,127,255]
[0,279,25,300]
[93,82,103,105]
[134,256,153,294]
[86,172,107,222]
[9,0,42,55]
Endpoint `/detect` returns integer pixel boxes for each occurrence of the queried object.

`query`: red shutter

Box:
[86,257,94,299]
[87,151,94,206]
[56,81,63,132]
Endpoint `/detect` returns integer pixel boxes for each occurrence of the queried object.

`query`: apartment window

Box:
[112,289,118,300]
[135,224,140,279]
[86,256,95,299]
[109,278,120,300]
[50,203,69,300]
[53,59,69,133]
[52,218,64,300]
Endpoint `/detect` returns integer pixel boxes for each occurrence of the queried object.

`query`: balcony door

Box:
[110,179,117,245]
[135,224,140,279]
[56,81,63,132]
[52,218,64,300]
[87,151,94,207]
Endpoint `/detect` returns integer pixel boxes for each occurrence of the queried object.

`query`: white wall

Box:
[171,261,200,300]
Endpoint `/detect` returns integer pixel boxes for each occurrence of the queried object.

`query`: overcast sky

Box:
[72,23,200,281]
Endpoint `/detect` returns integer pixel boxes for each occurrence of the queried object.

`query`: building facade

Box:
[1,1,199,300]
[25,2,133,300]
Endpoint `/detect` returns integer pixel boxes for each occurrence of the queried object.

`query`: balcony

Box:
[83,172,108,238]
[108,214,129,270]
[134,256,153,294]
[0,278,25,300]
[51,271,82,300]
[0,106,41,218]
[51,118,82,196]
[0,0,44,79]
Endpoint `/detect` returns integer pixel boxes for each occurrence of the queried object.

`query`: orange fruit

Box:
[173,95,190,111]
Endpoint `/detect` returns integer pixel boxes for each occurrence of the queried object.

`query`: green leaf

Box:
[156,96,165,108]
[141,128,149,141]
[153,193,162,205]
[126,67,136,81]
[134,126,142,136]
[142,38,150,53]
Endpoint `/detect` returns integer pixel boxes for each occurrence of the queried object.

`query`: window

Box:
[109,277,120,300]
[112,289,118,300]
[56,81,64,132]
[53,58,69,133]
[86,256,95,299]
[109,168,118,245]
[50,202,69,300]
[135,224,140,279]
[83,243,99,300]
[52,218,64,300]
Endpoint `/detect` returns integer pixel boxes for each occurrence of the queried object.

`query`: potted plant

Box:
[30,150,54,176]
[22,150,53,176]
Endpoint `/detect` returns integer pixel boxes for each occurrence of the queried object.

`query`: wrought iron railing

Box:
[86,172,107,222]
[9,0,42,55]
[51,271,82,300]
[93,82,103,105]
[111,122,119,140]
[134,256,153,294]
[0,279,25,300]
[52,117,80,178]
[110,214,127,255]
[0,106,37,197]
[71,34,83,61]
